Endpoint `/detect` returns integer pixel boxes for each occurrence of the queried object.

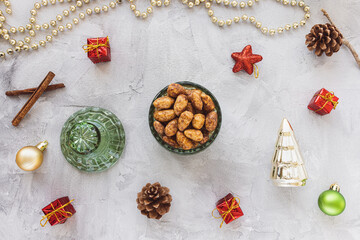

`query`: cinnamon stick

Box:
[6,83,65,96]
[12,71,55,126]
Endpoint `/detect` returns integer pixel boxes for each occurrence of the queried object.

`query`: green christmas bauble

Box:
[318,184,346,216]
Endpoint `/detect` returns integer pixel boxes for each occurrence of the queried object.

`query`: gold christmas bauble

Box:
[16,141,48,171]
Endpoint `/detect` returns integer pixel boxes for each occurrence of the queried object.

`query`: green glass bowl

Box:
[60,107,125,172]
[149,81,222,155]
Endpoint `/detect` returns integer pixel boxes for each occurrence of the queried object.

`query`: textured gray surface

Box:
[1,0,360,239]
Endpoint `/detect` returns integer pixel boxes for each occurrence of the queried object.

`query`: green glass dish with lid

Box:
[60,107,125,172]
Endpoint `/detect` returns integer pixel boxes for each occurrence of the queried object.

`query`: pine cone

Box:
[305,23,343,56]
[136,182,172,219]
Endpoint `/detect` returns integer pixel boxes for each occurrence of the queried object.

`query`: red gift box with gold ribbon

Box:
[212,193,244,228]
[40,197,75,227]
[83,36,111,64]
[308,88,339,115]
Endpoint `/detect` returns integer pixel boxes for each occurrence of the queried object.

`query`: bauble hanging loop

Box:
[16,140,48,171]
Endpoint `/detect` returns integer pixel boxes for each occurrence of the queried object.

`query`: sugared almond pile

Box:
[152,83,218,150]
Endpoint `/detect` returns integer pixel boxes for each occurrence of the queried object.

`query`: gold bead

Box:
[211,16,217,23]
[86,8,92,15]
[247,0,253,7]
[102,5,109,12]
[15,46,21,52]
[293,22,299,29]
[83,0,89,3]
[34,24,41,30]
[46,35,52,41]
[29,30,36,37]
[188,2,194,7]
[218,20,225,27]
[63,10,70,16]
[261,27,268,34]
[39,40,46,47]
[240,1,246,7]
[94,7,101,13]
[73,18,79,24]
[282,0,289,5]
[34,2,41,9]
[151,0,156,6]
[50,20,57,26]
[9,39,16,45]
[234,16,240,23]
[277,27,284,33]
[66,23,73,29]
[77,1,83,7]
[223,0,230,6]
[79,12,85,19]
[109,2,116,8]
[300,20,306,26]
[269,29,276,35]
[24,37,31,43]
[42,23,49,29]
[58,25,65,31]
[30,17,36,23]
[208,9,214,16]
[0,52,5,58]
[195,0,200,5]
[147,7,153,14]
[2,29,8,34]
[134,10,140,17]
[205,2,211,8]
[157,1,162,6]
[0,16,5,22]
[249,16,256,23]
[298,0,304,7]
[304,5,310,12]
[52,29,58,36]
[226,19,232,26]
[290,0,296,6]
[50,0,56,4]
[10,27,16,33]
[164,0,170,6]
[3,34,9,40]
[6,8,12,14]
[15,141,47,171]
[70,5,76,12]
[56,14,63,21]
[23,45,29,51]
[231,1,237,7]
[42,0,48,6]
[7,48,13,55]
[18,40,24,46]
[241,14,248,21]
[285,24,291,30]
[304,13,310,19]
[31,44,39,50]
[141,12,148,19]
[30,9,37,16]
[255,21,262,28]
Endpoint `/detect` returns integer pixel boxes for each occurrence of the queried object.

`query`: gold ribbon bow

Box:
[82,36,109,61]
[212,197,240,228]
[314,91,338,112]
[40,199,75,227]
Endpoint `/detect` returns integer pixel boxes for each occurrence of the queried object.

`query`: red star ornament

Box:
[231,45,263,77]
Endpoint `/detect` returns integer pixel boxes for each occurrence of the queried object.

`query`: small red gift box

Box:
[41,197,75,227]
[83,36,111,64]
[308,88,339,115]
[213,193,244,227]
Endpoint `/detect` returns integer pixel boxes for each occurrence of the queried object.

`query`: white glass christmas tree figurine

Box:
[271,118,308,187]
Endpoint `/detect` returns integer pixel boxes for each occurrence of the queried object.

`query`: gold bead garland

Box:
[0,0,123,59]
[0,0,310,60]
